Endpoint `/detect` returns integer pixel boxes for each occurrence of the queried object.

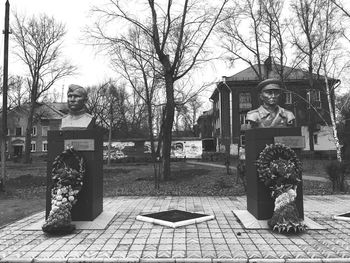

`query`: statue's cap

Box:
[67,84,87,97]
[257,78,283,92]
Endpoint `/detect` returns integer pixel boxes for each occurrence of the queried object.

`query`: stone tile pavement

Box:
[1,195,350,262]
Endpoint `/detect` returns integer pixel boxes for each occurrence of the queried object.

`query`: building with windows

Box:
[3,102,67,158]
[209,64,338,155]
[196,109,215,152]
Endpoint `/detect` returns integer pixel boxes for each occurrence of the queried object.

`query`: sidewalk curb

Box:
[2,258,350,263]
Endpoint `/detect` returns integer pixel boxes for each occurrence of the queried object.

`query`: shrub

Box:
[325,161,348,192]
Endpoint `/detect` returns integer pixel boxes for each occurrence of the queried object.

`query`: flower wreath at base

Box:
[42,147,85,235]
[256,143,306,233]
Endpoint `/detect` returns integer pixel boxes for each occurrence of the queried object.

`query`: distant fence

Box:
[103,139,202,163]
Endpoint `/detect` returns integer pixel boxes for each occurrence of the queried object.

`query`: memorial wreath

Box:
[42,147,85,235]
[256,143,306,233]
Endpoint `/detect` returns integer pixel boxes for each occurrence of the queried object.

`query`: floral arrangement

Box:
[42,147,85,235]
[256,143,306,233]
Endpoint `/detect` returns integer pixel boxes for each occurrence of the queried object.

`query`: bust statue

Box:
[246,79,295,128]
[61,84,94,130]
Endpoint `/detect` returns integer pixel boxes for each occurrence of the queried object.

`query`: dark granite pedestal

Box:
[45,129,103,221]
[245,127,304,220]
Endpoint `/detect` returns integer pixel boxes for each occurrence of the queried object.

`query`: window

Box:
[240,134,246,146]
[307,89,321,109]
[42,141,48,152]
[31,126,37,136]
[31,142,36,152]
[313,134,318,145]
[285,92,293,104]
[239,93,252,110]
[5,142,8,152]
[15,127,22,136]
[314,90,321,101]
[42,126,49,136]
[240,113,249,125]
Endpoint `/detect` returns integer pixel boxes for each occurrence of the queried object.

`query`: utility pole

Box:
[1,0,10,191]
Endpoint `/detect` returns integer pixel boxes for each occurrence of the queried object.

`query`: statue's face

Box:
[260,84,281,106]
[67,89,87,112]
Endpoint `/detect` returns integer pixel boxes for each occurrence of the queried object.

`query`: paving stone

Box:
[260,250,279,259]
[157,250,172,258]
[142,250,157,258]
[82,250,100,258]
[172,250,186,258]
[3,196,350,262]
[186,250,201,258]
[66,250,85,258]
[111,250,128,258]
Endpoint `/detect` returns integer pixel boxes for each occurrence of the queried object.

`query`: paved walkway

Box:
[1,195,350,262]
[187,160,330,182]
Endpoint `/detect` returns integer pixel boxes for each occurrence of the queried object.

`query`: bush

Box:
[325,161,348,192]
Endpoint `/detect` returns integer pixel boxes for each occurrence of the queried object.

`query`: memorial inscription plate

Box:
[64,139,95,151]
[274,136,305,149]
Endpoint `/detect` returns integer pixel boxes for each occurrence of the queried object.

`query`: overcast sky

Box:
[0,0,229,108]
[0,0,118,92]
[1,0,348,108]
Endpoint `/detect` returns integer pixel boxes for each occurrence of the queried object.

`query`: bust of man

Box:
[246,79,295,128]
[61,84,94,130]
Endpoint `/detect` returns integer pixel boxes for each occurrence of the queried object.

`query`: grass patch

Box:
[0,160,346,227]
[0,199,45,227]
[103,163,245,196]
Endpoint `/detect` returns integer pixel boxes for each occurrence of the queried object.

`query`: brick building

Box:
[196,109,215,151]
[209,64,338,155]
[2,102,67,158]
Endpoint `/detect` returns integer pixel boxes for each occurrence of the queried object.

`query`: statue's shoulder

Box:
[246,108,260,121]
[279,107,295,121]
[82,112,93,119]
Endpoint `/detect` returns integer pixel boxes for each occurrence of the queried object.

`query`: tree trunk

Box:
[107,102,113,166]
[24,100,35,163]
[308,51,315,152]
[161,73,175,181]
[308,119,315,152]
[323,64,342,162]
[146,102,158,189]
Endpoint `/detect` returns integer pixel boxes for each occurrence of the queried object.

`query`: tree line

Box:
[2,0,350,183]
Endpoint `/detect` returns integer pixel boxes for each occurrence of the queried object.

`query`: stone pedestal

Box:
[46,129,103,221]
[245,127,304,220]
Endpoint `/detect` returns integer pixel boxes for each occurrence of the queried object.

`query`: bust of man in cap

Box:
[61,84,94,130]
[246,78,295,128]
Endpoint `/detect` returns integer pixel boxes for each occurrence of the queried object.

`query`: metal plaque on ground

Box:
[136,209,214,228]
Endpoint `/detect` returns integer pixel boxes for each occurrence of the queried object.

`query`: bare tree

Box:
[219,0,268,79]
[330,0,350,18]
[291,0,348,160]
[220,0,298,81]
[12,13,76,163]
[260,0,295,80]
[90,0,228,180]
[86,81,147,139]
[111,26,161,177]
[8,76,28,109]
[317,0,346,162]
[173,90,202,135]
[290,0,327,151]
[337,91,350,128]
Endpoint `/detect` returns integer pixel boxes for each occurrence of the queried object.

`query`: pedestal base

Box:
[233,210,325,230]
[45,129,103,221]
[245,127,304,220]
